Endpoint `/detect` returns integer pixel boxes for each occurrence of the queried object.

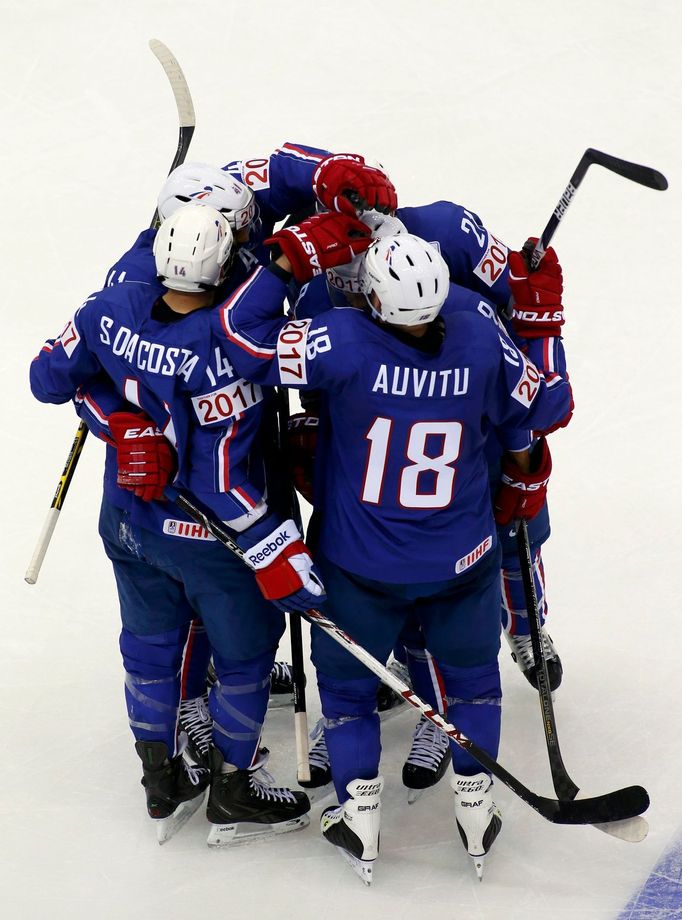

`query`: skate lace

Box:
[406,715,450,770]
[178,693,212,756]
[175,737,208,786]
[308,719,329,769]
[247,751,299,804]
[508,629,557,670]
[271,661,292,685]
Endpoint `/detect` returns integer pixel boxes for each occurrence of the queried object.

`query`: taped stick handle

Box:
[25,422,89,584]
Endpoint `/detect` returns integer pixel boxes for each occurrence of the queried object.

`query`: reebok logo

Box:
[246,529,292,566]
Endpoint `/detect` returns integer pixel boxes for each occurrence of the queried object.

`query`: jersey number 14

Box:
[361,418,462,509]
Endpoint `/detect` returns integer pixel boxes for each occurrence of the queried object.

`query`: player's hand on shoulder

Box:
[493,437,552,525]
[287,411,319,504]
[313,153,398,216]
[108,411,176,502]
[266,212,372,284]
[509,237,564,339]
[237,514,326,612]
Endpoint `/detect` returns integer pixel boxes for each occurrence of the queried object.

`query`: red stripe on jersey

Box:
[218,421,239,491]
[280,143,325,162]
[233,486,257,509]
[502,570,516,636]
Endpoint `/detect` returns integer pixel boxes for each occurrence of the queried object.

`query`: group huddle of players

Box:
[30,142,572,884]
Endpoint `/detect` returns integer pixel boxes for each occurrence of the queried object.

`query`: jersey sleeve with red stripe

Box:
[224,142,330,225]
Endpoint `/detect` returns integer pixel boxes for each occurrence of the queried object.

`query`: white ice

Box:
[2,2,682,918]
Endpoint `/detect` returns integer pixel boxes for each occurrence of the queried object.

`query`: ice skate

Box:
[377,656,409,722]
[297,721,333,803]
[268,661,298,708]
[451,772,502,880]
[135,740,210,844]
[402,715,452,803]
[505,628,563,692]
[206,747,310,847]
[178,691,212,765]
[321,776,384,886]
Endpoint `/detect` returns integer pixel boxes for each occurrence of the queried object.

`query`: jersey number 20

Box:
[361,418,462,509]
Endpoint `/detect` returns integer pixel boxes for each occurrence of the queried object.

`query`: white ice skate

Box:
[321,776,384,886]
[451,772,502,880]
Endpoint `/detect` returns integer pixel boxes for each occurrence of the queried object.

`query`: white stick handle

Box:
[294,712,310,783]
[24,508,61,584]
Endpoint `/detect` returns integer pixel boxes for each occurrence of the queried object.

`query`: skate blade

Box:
[470,852,486,881]
[267,693,294,709]
[155,791,206,845]
[207,813,309,848]
[592,815,649,843]
[339,848,376,886]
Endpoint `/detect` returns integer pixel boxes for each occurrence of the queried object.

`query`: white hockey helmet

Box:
[326,212,407,295]
[158,162,257,232]
[359,233,450,326]
[153,204,233,293]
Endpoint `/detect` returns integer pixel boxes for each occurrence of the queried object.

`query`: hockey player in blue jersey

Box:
[284,206,568,801]
[30,205,358,846]
[81,145,401,752]
[312,155,568,694]
[210,212,572,881]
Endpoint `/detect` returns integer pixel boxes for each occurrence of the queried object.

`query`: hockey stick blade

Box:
[585,148,668,191]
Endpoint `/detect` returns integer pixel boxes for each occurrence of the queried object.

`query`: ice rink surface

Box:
[2,1,681,917]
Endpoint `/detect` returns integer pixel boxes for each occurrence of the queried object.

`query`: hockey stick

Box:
[529,147,667,268]
[515,521,646,842]
[25,40,196,585]
[274,387,310,782]
[515,520,579,798]
[164,485,649,828]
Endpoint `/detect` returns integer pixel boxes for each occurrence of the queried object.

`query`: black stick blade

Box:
[549,785,650,825]
[586,148,668,190]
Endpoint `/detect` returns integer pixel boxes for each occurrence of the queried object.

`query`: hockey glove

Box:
[266,212,372,284]
[493,438,552,526]
[313,154,398,216]
[287,411,319,505]
[237,514,326,613]
[509,238,564,339]
[109,411,176,502]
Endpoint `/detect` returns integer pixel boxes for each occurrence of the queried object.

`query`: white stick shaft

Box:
[294,712,310,783]
[24,508,60,584]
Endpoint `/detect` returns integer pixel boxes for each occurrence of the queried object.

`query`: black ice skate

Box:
[297,722,333,803]
[321,776,384,886]
[206,747,310,847]
[451,772,502,880]
[178,691,212,765]
[505,628,563,692]
[268,660,299,708]
[402,714,452,803]
[135,740,210,844]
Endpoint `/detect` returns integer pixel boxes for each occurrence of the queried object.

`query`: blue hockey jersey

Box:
[212,267,572,582]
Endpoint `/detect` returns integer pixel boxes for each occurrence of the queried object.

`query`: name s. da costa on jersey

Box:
[98,315,200,381]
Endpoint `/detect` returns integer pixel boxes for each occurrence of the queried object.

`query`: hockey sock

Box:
[437,660,501,775]
[318,672,381,803]
[120,625,191,755]
[209,649,274,769]
[179,618,211,700]
[501,546,547,636]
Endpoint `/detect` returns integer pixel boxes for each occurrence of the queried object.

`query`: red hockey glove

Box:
[266,212,372,284]
[509,238,564,339]
[237,516,326,613]
[493,438,552,526]
[287,412,319,504]
[108,411,176,502]
[313,154,398,217]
